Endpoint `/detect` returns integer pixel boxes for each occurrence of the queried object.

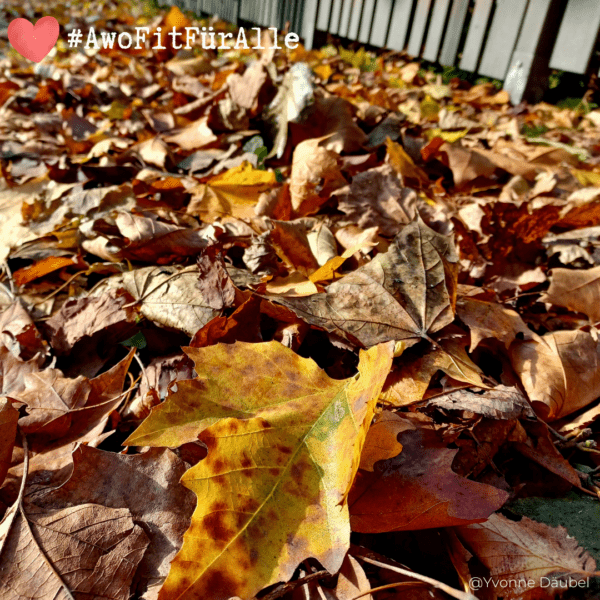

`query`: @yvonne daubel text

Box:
[469,576,592,592]
[68,26,299,51]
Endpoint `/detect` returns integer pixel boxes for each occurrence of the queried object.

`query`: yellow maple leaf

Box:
[125,340,393,600]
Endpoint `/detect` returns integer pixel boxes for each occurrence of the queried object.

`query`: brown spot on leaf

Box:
[202,511,234,541]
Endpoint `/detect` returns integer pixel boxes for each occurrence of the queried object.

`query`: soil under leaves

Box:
[1,2,600,600]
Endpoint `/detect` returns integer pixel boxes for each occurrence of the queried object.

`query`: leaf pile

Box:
[1,1,600,599]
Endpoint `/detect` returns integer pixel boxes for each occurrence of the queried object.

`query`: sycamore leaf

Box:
[276,218,458,348]
[456,296,534,352]
[119,265,220,336]
[34,445,196,592]
[454,513,597,599]
[125,340,393,600]
[349,414,508,532]
[0,502,149,600]
[289,138,346,216]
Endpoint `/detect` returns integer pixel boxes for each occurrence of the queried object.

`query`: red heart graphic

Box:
[8,17,60,63]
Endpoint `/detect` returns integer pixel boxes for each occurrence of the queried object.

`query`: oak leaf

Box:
[125,340,393,600]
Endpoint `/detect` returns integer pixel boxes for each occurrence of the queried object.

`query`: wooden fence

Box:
[161,0,600,104]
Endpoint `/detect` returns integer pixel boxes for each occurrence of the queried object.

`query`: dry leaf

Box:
[334,164,418,237]
[349,415,508,532]
[124,341,393,600]
[0,502,149,600]
[289,138,346,216]
[541,266,600,323]
[511,329,600,420]
[453,513,596,599]
[276,218,458,347]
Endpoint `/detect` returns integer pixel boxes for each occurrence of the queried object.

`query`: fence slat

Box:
[327,0,344,35]
[317,0,332,30]
[358,0,377,43]
[478,0,529,80]
[504,0,564,103]
[407,0,434,57]
[369,0,393,47]
[438,0,470,65]
[302,0,320,48]
[348,0,367,40]
[422,0,451,62]
[386,0,417,51]
[337,0,354,37]
[459,0,494,72]
[550,0,600,74]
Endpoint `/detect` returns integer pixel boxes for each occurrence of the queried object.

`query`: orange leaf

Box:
[13,256,82,286]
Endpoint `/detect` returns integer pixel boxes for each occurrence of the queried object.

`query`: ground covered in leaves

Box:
[1,1,600,600]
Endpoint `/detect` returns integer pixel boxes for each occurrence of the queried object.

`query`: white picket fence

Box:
[160,0,600,104]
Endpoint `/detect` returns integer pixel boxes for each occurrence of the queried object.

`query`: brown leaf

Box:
[439,142,497,187]
[45,288,137,354]
[196,246,236,310]
[276,218,458,347]
[0,502,149,600]
[0,301,47,361]
[541,265,600,323]
[334,164,418,237]
[349,415,508,532]
[227,61,274,115]
[164,117,217,151]
[510,329,600,420]
[456,296,534,352]
[34,445,196,591]
[289,138,346,216]
[428,385,535,420]
[269,220,320,277]
[118,265,220,336]
[16,368,91,443]
[0,399,18,488]
[453,513,596,599]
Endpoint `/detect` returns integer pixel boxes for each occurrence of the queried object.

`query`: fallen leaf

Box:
[0,502,149,600]
[386,138,429,188]
[334,164,417,237]
[511,329,600,420]
[456,296,534,352]
[541,266,600,323]
[276,218,458,347]
[349,415,508,532]
[45,288,137,354]
[34,445,196,593]
[189,161,277,221]
[453,513,597,599]
[124,340,393,600]
[0,399,18,488]
[164,117,217,151]
[289,138,346,216]
[119,265,221,336]
[428,385,535,420]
